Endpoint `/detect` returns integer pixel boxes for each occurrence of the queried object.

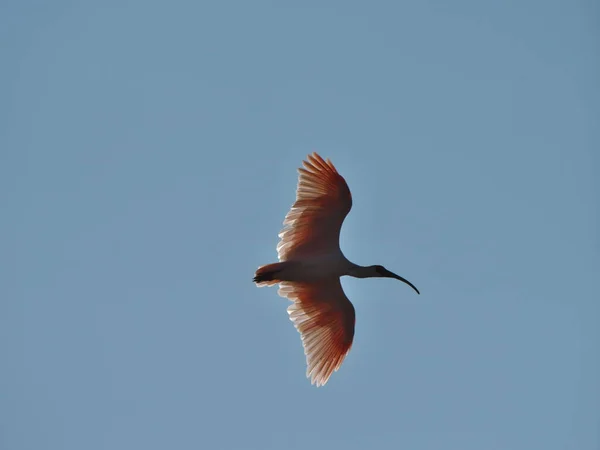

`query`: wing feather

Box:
[277,152,352,261]
[279,279,355,387]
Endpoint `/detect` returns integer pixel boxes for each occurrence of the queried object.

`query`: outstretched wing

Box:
[278,279,356,387]
[277,152,352,261]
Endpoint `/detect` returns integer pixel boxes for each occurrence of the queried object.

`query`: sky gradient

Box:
[2,1,599,449]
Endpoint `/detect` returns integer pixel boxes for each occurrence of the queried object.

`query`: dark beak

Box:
[383,269,420,295]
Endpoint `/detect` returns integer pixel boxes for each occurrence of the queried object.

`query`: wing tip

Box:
[303,151,337,175]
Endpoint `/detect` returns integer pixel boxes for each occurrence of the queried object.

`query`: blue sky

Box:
[2,1,598,449]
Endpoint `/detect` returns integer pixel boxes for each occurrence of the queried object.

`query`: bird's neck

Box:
[346,264,378,279]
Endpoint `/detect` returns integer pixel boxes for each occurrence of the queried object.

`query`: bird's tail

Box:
[253,262,286,287]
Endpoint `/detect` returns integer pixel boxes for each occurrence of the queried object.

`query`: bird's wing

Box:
[279,279,355,387]
[277,152,352,261]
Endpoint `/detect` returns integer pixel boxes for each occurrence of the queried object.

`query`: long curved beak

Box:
[383,269,420,295]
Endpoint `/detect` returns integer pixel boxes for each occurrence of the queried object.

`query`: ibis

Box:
[254,152,419,386]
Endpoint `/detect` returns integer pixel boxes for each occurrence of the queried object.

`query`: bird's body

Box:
[254,152,419,387]
[257,254,351,284]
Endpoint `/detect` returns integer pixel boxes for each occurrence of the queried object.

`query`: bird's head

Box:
[371,265,420,295]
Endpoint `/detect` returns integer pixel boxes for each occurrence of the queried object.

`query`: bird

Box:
[253,152,420,387]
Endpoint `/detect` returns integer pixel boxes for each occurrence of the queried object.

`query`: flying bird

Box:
[254,152,419,387]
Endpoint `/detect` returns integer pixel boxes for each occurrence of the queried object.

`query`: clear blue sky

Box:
[2,1,598,449]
